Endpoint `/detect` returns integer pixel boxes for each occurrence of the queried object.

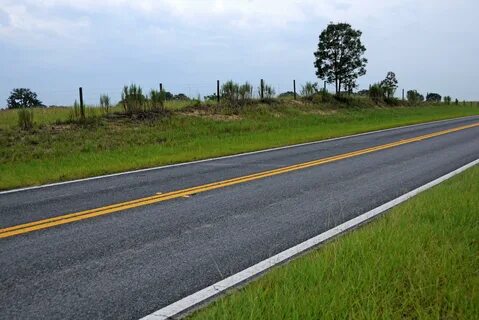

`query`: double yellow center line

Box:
[1,122,478,239]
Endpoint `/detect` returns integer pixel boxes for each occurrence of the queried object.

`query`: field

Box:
[190,165,479,319]
[1,101,478,190]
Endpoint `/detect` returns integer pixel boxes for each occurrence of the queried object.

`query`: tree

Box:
[7,88,43,109]
[314,23,367,95]
[407,90,424,103]
[426,93,441,103]
[444,96,452,104]
[380,72,398,98]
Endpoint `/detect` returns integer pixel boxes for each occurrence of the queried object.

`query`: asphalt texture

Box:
[1,116,478,319]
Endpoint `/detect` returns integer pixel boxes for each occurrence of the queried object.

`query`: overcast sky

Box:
[0,0,477,106]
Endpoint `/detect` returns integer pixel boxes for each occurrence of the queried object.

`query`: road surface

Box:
[1,116,478,319]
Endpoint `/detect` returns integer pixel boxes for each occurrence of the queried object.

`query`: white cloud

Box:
[0,0,427,42]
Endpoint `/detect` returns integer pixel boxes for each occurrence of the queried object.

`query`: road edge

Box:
[1,114,478,195]
[140,158,479,320]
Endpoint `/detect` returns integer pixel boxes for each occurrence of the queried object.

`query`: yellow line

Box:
[1,122,478,239]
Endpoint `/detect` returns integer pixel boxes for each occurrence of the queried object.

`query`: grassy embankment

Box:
[190,165,479,319]
[0,100,478,190]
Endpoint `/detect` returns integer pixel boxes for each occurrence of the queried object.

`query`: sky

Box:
[0,0,478,106]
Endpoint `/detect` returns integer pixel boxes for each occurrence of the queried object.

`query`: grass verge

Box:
[190,165,479,320]
[0,104,478,190]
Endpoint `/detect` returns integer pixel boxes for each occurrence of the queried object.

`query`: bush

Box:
[369,83,384,103]
[257,81,276,101]
[407,90,424,104]
[263,84,275,99]
[69,100,81,122]
[384,97,401,106]
[149,89,166,111]
[239,82,253,101]
[17,107,34,130]
[221,81,240,105]
[99,94,111,114]
[301,82,317,99]
[122,84,145,114]
[221,81,254,107]
[311,89,334,104]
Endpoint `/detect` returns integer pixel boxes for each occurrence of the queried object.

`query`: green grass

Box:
[190,165,479,320]
[0,103,478,190]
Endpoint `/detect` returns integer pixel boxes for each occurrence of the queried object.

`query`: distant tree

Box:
[357,89,369,96]
[426,93,442,103]
[173,93,190,101]
[7,88,43,109]
[314,23,367,95]
[444,96,452,104]
[407,90,424,103]
[380,72,398,98]
[455,98,459,105]
[164,91,174,100]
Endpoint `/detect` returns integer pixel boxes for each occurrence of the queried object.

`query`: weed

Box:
[17,108,34,130]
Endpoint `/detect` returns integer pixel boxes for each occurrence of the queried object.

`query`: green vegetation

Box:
[190,165,479,320]
[314,22,367,94]
[1,101,478,190]
[7,88,43,109]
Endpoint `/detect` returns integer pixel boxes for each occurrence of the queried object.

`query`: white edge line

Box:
[1,115,478,195]
[140,159,479,320]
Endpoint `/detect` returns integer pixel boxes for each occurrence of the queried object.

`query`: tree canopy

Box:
[7,88,43,109]
[426,93,442,102]
[314,23,367,95]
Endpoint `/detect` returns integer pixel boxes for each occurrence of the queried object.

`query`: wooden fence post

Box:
[79,87,85,120]
[260,79,264,100]
[293,80,297,100]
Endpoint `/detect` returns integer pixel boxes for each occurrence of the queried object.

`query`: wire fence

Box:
[1,79,474,108]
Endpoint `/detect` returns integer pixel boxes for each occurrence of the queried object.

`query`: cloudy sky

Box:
[0,0,477,106]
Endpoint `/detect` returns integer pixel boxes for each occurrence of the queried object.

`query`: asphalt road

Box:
[1,116,478,319]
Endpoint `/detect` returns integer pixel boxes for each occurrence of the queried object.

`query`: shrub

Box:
[221,81,254,106]
[122,84,145,114]
[239,82,253,101]
[17,107,34,130]
[263,84,275,99]
[407,90,424,104]
[69,100,81,122]
[221,81,240,105]
[311,88,334,104]
[99,94,111,114]
[301,82,317,99]
[384,97,401,106]
[369,83,384,103]
[257,81,276,100]
[149,89,166,111]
